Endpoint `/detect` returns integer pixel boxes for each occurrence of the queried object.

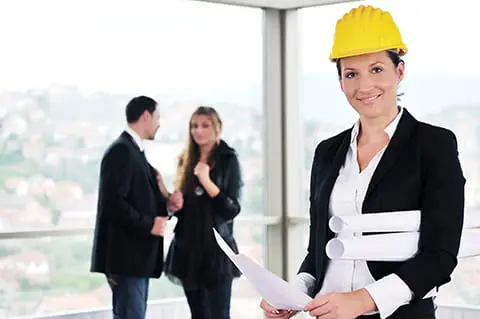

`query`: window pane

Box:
[300,0,480,306]
[230,223,265,319]
[0,222,266,317]
[0,0,264,230]
[0,0,265,317]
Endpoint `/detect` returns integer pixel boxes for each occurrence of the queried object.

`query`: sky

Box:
[300,0,480,75]
[0,0,478,94]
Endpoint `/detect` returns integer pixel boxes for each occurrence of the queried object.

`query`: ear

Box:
[141,110,149,122]
[339,79,345,93]
[396,61,405,84]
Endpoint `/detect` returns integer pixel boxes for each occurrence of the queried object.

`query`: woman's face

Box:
[190,114,216,146]
[339,51,404,120]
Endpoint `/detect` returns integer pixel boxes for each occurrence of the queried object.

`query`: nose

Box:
[357,74,374,92]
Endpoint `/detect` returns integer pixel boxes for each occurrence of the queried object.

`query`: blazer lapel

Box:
[364,109,418,199]
[121,132,159,189]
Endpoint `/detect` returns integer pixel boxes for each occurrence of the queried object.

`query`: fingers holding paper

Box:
[303,289,375,319]
[260,299,296,318]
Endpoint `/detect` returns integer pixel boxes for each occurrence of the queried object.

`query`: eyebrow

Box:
[369,61,384,67]
[343,61,384,72]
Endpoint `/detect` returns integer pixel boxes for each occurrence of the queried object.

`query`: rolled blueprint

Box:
[329,210,480,234]
[326,229,480,261]
[329,210,420,233]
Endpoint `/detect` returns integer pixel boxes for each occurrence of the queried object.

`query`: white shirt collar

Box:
[125,126,145,152]
[350,107,404,145]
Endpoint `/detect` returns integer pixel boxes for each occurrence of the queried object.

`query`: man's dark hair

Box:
[125,96,157,123]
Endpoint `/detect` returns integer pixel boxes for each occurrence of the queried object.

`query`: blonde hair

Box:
[175,106,223,193]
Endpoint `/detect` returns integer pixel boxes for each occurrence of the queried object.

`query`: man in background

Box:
[90,95,182,319]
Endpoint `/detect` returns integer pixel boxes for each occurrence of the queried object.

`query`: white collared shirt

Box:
[293,107,435,318]
[125,126,145,152]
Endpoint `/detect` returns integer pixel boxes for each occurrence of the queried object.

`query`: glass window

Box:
[0,1,264,317]
[300,0,480,306]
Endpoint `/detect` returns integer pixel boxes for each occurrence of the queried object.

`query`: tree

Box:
[51,207,61,225]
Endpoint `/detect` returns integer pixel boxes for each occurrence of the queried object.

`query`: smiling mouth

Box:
[358,94,381,104]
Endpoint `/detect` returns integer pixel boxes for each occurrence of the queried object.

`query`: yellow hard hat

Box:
[329,5,407,61]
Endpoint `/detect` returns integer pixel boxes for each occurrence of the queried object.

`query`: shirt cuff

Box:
[290,272,316,297]
[364,274,413,319]
[166,205,175,219]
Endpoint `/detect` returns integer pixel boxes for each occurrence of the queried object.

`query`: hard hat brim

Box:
[330,46,407,62]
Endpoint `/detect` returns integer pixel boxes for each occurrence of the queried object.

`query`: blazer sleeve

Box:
[212,154,243,221]
[394,128,465,299]
[298,142,323,277]
[101,144,155,236]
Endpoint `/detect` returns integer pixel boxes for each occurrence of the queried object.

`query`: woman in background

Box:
[165,106,243,319]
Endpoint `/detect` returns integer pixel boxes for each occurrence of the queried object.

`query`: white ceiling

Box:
[194,0,360,9]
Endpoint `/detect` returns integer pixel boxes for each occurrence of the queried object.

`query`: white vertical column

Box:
[263,8,285,278]
[263,8,303,280]
[282,9,308,282]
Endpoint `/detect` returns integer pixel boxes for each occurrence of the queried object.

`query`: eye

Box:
[345,72,356,79]
[372,66,383,74]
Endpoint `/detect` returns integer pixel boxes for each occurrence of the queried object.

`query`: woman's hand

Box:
[260,299,297,318]
[194,162,211,185]
[303,289,376,319]
[194,162,220,197]
[168,190,183,212]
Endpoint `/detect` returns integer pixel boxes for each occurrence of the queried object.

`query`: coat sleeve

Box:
[211,154,243,221]
[394,128,465,299]
[298,142,325,277]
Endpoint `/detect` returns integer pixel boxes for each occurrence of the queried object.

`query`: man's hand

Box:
[154,168,169,198]
[168,190,183,212]
[303,289,376,319]
[260,299,297,318]
[151,216,167,236]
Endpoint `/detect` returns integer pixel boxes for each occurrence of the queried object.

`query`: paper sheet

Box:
[329,210,480,234]
[213,228,312,310]
[326,229,480,261]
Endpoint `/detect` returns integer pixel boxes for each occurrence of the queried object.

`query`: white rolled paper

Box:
[326,229,480,261]
[329,210,421,234]
[329,210,480,234]
[465,212,480,229]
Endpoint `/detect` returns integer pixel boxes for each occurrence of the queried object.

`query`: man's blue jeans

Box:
[107,275,149,319]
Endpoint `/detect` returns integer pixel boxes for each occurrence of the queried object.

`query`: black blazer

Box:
[299,109,465,301]
[90,131,168,278]
[164,140,243,285]
[173,139,243,250]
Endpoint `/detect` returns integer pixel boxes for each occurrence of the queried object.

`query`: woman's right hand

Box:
[260,299,297,318]
[168,190,183,212]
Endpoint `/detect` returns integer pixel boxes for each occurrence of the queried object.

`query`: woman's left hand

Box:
[194,162,211,184]
[304,289,376,319]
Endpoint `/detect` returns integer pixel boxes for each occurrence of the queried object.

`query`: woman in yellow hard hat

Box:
[260,4,465,319]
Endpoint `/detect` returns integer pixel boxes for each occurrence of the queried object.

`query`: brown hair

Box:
[175,106,223,193]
